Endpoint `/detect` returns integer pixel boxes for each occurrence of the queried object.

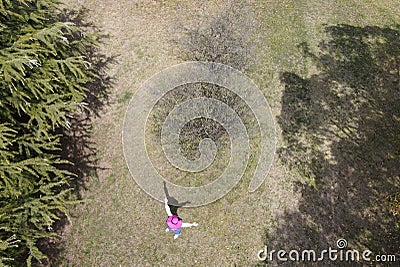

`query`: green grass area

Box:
[58,0,399,266]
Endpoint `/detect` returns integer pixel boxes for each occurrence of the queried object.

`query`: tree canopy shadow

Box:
[267,24,400,266]
[36,7,116,267]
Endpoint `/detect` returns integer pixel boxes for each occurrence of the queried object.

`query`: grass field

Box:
[57,0,399,266]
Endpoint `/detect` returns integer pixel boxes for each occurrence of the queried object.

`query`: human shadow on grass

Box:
[37,8,116,267]
[262,24,400,266]
[163,181,191,217]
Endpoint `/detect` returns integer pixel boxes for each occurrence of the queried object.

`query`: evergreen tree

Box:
[0,0,98,265]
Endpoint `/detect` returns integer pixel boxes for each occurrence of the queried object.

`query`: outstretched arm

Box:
[181,222,199,228]
[164,197,172,216]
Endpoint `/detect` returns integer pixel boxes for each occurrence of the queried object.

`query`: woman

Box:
[165,198,198,239]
